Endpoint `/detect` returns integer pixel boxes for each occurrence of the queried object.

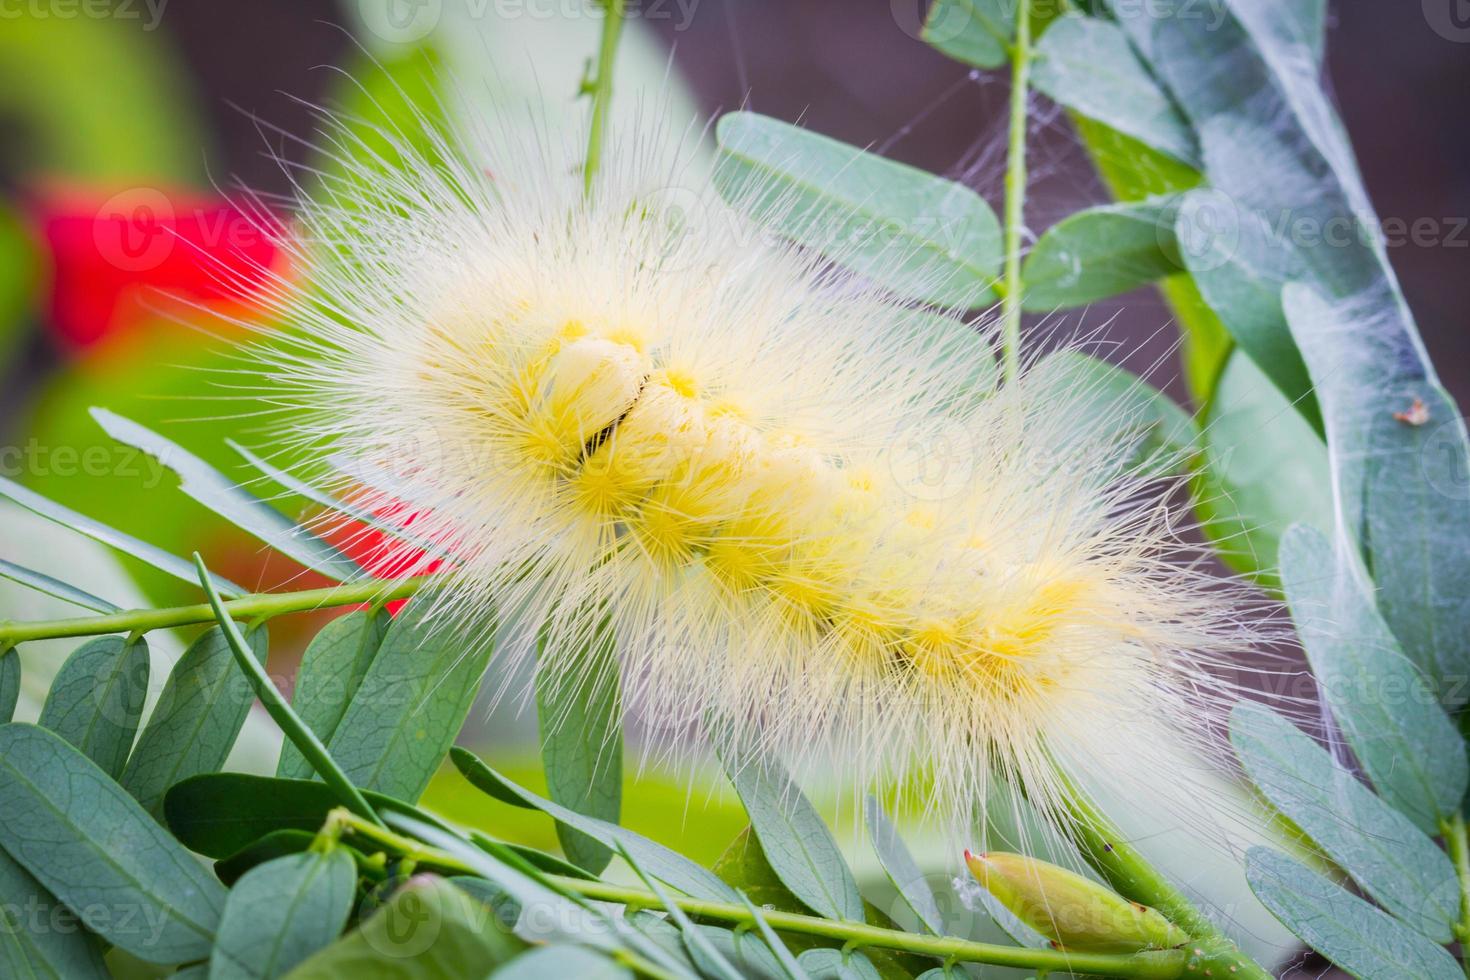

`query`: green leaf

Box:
[1283,284,1470,697]
[0,560,120,614]
[1171,192,1321,432]
[491,946,633,979]
[617,843,743,980]
[468,830,599,882]
[714,112,1001,308]
[0,651,17,723]
[798,948,881,980]
[38,635,150,779]
[164,772,451,860]
[121,625,269,817]
[90,409,364,583]
[0,846,108,979]
[284,877,525,979]
[1032,15,1198,166]
[277,610,388,780]
[1021,197,1182,309]
[449,748,739,903]
[719,752,864,922]
[1194,351,1332,586]
[0,723,226,963]
[1279,524,1468,832]
[920,0,1011,69]
[214,830,324,887]
[325,601,494,802]
[741,896,813,980]
[536,607,622,875]
[210,849,357,980]
[863,796,941,933]
[0,476,246,597]
[1245,847,1461,980]
[1230,701,1458,942]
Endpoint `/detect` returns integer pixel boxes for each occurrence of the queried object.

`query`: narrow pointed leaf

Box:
[1246,848,1461,980]
[1230,701,1457,941]
[863,796,942,933]
[209,849,356,980]
[798,948,882,980]
[0,475,245,596]
[121,624,269,817]
[325,600,494,802]
[714,112,1001,308]
[0,723,226,963]
[536,607,622,875]
[90,409,363,582]
[276,609,388,780]
[450,747,738,903]
[0,560,119,613]
[38,635,149,779]
[719,752,864,922]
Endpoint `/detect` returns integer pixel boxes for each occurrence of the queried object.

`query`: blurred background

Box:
[0,3,1462,974]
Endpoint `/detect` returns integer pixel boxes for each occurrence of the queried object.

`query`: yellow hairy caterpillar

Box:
[254,100,1257,845]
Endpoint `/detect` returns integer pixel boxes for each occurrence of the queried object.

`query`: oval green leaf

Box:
[714,112,1001,308]
[325,600,495,802]
[1279,523,1468,832]
[1230,701,1458,941]
[491,946,633,980]
[1246,847,1461,980]
[1021,197,1183,310]
[121,624,269,817]
[0,723,226,963]
[209,849,357,980]
[0,847,108,979]
[38,635,150,779]
[276,609,388,780]
[1033,14,1199,166]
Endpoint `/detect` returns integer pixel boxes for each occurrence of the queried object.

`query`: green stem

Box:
[1441,814,1470,977]
[583,0,626,196]
[1062,789,1273,979]
[331,810,1187,979]
[999,0,1033,385]
[0,576,430,645]
[192,555,385,829]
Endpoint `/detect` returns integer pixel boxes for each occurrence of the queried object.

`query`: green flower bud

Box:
[964,850,1189,953]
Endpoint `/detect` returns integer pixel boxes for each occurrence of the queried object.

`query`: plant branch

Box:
[0,576,431,645]
[999,0,1033,384]
[583,0,626,196]
[1061,787,1272,979]
[1442,814,1470,977]
[193,554,385,829]
[329,809,1188,978]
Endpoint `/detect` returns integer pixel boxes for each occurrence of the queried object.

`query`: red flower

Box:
[31,184,286,348]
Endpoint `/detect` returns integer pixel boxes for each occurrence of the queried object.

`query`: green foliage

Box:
[1,2,1468,978]
[536,606,623,875]
[0,723,227,963]
[38,635,149,779]
[120,625,269,817]
[209,849,356,980]
[276,609,389,780]
[325,601,494,803]
[1245,848,1461,980]
[714,112,1002,307]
